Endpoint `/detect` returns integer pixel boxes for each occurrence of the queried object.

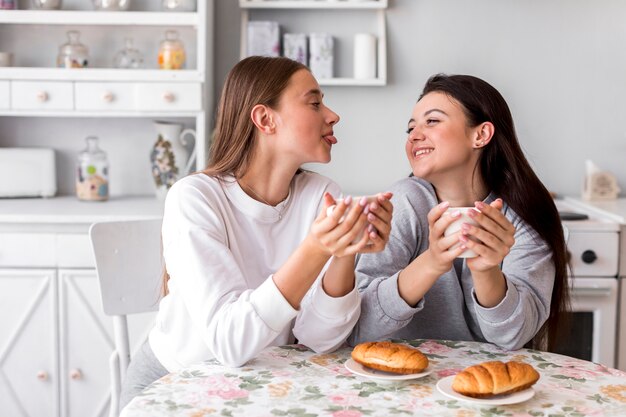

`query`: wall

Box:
[215,0,626,197]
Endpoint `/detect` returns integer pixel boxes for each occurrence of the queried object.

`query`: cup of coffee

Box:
[443,207,481,258]
[0,52,13,67]
[326,196,377,243]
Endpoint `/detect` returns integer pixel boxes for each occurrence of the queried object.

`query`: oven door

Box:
[552,277,618,367]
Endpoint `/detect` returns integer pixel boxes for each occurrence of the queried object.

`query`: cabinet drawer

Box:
[11,81,74,110]
[75,82,135,111]
[0,233,56,267]
[57,234,95,268]
[135,83,201,111]
[0,81,9,109]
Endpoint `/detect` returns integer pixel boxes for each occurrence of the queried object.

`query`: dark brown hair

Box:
[162,56,309,295]
[420,74,570,351]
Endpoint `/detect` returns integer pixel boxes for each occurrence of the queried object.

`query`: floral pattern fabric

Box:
[121,339,626,417]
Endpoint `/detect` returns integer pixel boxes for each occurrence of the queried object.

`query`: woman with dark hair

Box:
[119,56,393,409]
[349,74,568,352]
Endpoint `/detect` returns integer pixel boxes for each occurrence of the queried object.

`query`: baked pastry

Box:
[452,361,540,398]
[351,341,429,374]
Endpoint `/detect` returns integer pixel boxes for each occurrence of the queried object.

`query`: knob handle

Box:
[162,92,175,103]
[102,91,114,102]
[36,91,49,102]
[37,370,49,381]
[581,250,597,264]
[70,368,83,380]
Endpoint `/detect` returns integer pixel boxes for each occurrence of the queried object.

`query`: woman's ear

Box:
[473,121,495,148]
[250,104,276,134]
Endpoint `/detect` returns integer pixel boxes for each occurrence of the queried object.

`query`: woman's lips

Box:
[323,135,337,145]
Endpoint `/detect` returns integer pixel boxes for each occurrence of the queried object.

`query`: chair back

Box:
[90,219,164,316]
[89,218,163,417]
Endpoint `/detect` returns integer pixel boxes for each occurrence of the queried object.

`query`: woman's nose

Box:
[408,128,422,142]
[326,107,340,125]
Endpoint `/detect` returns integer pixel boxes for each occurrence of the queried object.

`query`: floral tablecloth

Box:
[121,339,626,417]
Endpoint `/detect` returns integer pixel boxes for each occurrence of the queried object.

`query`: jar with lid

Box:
[113,37,144,69]
[158,30,186,70]
[57,30,89,68]
[92,0,129,11]
[76,136,109,201]
[31,0,62,10]
[162,0,196,12]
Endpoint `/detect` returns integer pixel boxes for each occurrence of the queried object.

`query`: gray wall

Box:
[215,0,626,197]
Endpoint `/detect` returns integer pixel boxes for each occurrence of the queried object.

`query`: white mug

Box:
[443,207,481,258]
[327,196,377,244]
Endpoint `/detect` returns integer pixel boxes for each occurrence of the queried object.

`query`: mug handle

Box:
[179,129,197,175]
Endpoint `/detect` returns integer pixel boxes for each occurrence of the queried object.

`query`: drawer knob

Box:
[37,370,49,381]
[36,91,49,102]
[163,92,175,103]
[70,368,83,380]
[581,250,597,264]
[102,91,115,102]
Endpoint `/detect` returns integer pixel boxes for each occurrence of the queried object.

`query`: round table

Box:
[121,339,626,416]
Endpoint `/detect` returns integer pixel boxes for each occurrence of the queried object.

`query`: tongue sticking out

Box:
[324,135,338,145]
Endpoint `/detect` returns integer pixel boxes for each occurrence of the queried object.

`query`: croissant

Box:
[452,361,540,398]
[351,341,429,374]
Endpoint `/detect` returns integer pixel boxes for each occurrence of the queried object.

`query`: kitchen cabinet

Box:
[239,0,387,86]
[0,198,162,417]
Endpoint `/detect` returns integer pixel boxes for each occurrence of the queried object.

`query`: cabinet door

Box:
[0,269,58,417]
[59,269,156,417]
[11,81,74,111]
[75,82,136,111]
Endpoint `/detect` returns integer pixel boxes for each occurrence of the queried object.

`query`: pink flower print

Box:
[212,388,249,400]
[417,340,452,355]
[437,368,463,378]
[329,393,363,407]
[557,366,598,380]
[332,410,362,417]
[203,375,249,400]
[333,365,353,377]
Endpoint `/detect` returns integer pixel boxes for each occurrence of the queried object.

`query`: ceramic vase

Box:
[150,121,196,200]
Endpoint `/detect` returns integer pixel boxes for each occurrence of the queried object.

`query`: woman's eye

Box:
[426,118,439,125]
[406,127,414,134]
[311,102,320,108]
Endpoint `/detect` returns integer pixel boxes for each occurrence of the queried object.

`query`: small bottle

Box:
[76,136,109,201]
[161,0,195,12]
[113,37,144,69]
[0,0,17,10]
[158,30,186,70]
[57,30,89,68]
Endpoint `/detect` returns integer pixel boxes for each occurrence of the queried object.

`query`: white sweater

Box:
[149,171,361,371]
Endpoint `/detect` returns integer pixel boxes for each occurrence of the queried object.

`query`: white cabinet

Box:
[239,0,387,86]
[0,197,162,417]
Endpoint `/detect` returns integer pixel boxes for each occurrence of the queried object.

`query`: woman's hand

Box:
[308,193,370,257]
[424,201,467,274]
[358,192,394,253]
[462,199,516,272]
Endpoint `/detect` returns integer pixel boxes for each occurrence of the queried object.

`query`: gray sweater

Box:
[349,177,555,350]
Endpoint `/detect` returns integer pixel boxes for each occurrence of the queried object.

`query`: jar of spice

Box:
[76,136,109,201]
[158,30,186,70]
[57,30,89,68]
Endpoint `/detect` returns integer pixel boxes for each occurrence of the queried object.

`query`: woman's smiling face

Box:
[405,91,479,183]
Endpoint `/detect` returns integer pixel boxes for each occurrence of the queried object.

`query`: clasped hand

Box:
[427,199,516,273]
[309,192,393,257]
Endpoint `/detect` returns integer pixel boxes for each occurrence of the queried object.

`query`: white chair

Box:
[89,219,164,417]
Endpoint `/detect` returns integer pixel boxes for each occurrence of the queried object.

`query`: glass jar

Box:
[158,30,186,70]
[76,136,109,201]
[161,0,196,12]
[57,30,89,68]
[113,37,143,69]
[92,0,129,11]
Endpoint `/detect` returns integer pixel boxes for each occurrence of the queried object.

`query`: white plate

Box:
[344,358,432,383]
[436,375,536,405]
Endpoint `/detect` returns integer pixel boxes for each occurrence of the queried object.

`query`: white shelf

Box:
[318,77,385,86]
[0,67,203,82]
[0,10,198,26]
[239,0,387,9]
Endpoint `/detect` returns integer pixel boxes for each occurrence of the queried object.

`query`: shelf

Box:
[0,67,203,82]
[0,10,198,26]
[0,110,201,117]
[318,77,385,86]
[239,0,387,9]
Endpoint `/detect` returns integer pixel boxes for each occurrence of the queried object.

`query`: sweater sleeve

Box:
[162,182,299,367]
[293,180,362,353]
[472,222,555,350]
[348,182,431,345]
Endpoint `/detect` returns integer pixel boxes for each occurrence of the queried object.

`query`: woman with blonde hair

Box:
[119,56,393,409]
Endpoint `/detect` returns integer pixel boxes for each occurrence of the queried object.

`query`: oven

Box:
[552,200,620,368]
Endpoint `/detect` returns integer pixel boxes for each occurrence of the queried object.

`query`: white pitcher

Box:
[150,120,197,200]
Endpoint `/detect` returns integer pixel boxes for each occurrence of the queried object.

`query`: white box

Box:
[247,21,280,57]
[0,148,56,198]
[283,33,308,66]
[309,33,334,79]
